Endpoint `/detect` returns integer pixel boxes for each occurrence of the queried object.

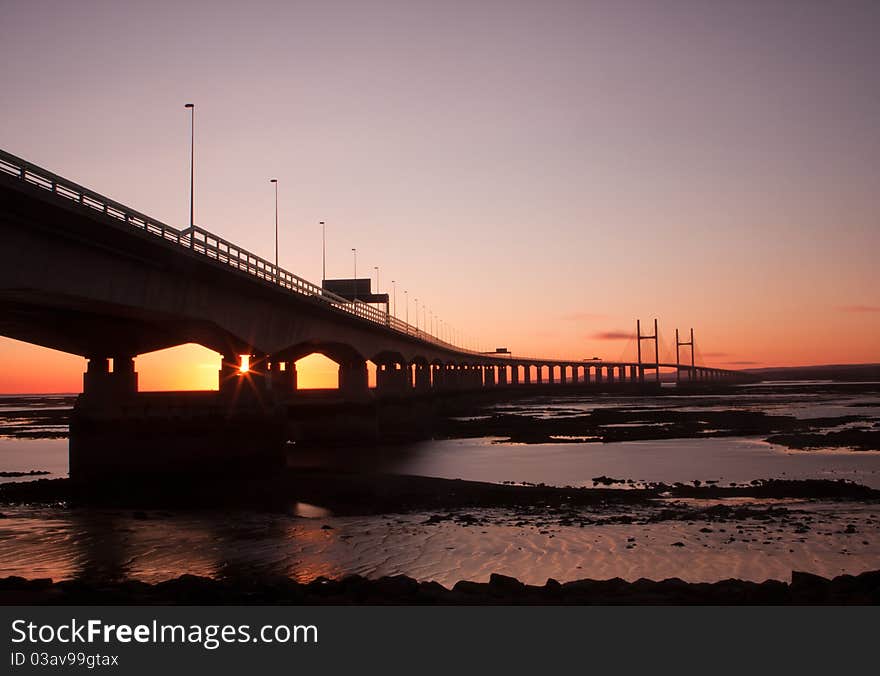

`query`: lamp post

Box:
[320,221,325,283]
[414,298,418,333]
[352,248,357,304]
[404,290,408,332]
[184,103,194,242]
[374,266,379,294]
[270,179,278,282]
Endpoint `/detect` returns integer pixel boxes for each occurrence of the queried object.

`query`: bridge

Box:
[0,149,750,477]
[0,148,746,398]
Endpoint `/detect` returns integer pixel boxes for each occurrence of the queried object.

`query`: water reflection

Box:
[0,506,348,584]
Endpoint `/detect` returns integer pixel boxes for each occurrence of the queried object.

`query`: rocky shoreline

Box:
[2,569,878,605]
[2,472,877,515]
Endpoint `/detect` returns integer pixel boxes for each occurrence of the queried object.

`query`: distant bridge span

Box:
[0,148,749,403]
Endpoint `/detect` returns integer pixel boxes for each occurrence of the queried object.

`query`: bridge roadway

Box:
[0,148,749,407]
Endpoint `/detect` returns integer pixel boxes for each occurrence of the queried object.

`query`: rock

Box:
[489,573,525,591]
[671,541,685,547]
[790,571,830,602]
[452,580,489,595]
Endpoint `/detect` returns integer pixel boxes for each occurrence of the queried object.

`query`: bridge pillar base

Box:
[414,363,431,392]
[484,366,496,387]
[377,363,410,395]
[269,361,297,393]
[219,354,273,408]
[70,393,285,482]
[82,356,138,401]
[339,361,370,399]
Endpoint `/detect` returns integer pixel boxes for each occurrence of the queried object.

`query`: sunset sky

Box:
[1,0,878,393]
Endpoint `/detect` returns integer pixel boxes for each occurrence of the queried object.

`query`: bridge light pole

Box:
[391,280,396,318]
[184,103,194,241]
[320,221,326,284]
[404,290,408,331]
[270,178,278,282]
[352,248,357,305]
[374,266,379,295]
[414,297,418,333]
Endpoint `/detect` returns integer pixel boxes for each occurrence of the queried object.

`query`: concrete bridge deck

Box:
[0,148,749,408]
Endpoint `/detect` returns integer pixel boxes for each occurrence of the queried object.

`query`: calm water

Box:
[2,388,879,487]
[1,388,879,584]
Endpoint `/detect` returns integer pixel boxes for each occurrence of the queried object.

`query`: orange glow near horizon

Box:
[2,331,880,395]
[0,339,389,394]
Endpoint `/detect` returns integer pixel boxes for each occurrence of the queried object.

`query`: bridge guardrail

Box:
[0,149,466,355]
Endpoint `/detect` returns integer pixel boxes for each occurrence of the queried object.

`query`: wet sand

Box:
[1,474,878,596]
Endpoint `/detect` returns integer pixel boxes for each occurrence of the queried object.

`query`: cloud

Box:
[839,305,880,313]
[562,312,608,321]
[590,330,633,340]
[724,360,760,365]
[702,352,729,357]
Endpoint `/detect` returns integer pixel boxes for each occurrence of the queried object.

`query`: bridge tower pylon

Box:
[675,328,695,383]
[636,318,660,384]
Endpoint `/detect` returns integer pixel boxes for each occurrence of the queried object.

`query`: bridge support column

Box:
[414,363,431,392]
[559,365,567,385]
[547,365,555,385]
[269,360,296,393]
[522,365,531,385]
[218,355,240,395]
[595,366,603,384]
[484,365,496,387]
[509,365,518,385]
[377,363,408,394]
[443,365,457,390]
[83,355,139,400]
[457,365,469,390]
[339,361,369,398]
[218,353,271,403]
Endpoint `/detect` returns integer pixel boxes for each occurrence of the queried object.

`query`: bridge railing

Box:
[0,148,466,354]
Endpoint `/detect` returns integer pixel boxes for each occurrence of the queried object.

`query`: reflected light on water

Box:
[293,502,332,519]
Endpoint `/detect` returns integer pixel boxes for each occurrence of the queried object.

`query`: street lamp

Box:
[270,179,278,281]
[352,248,357,305]
[404,290,408,331]
[374,266,379,294]
[320,221,326,283]
[414,298,418,333]
[391,280,396,318]
[184,103,195,240]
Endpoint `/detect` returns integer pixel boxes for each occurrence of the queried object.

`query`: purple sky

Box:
[1,0,879,376]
